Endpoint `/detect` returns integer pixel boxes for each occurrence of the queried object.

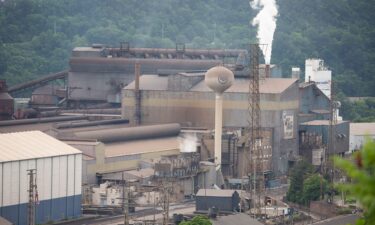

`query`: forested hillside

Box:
[273,0,375,97]
[0,0,255,86]
[0,0,374,120]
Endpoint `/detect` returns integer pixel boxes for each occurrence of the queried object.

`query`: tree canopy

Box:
[335,139,375,225]
[180,215,212,225]
[0,0,374,120]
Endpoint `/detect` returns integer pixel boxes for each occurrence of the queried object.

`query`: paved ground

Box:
[311,214,358,225]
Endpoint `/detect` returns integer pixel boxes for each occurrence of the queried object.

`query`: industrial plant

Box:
[0,42,368,225]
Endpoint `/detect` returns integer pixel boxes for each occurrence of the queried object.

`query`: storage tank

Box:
[0,131,82,225]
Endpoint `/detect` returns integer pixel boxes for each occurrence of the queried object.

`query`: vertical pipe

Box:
[134,63,141,125]
[265,64,270,78]
[215,93,223,171]
[135,63,140,91]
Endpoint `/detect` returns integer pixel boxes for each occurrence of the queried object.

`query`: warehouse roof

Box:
[212,213,263,225]
[300,120,347,126]
[125,75,297,94]
[191,78,297,94]
[105,137,179,157]
[0,131,81,162]
[196,189,238,197]
[350,123,375,135]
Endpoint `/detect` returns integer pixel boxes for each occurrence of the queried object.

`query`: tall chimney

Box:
[205,66,234,171]
[265,64,271,78]
[134,63,141,125]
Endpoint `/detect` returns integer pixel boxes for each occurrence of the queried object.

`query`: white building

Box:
[350,123,375,152]
[305,59,332,99]
[0,131,82,225]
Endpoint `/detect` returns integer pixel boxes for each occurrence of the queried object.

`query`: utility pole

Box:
[27,169,37,225]
[121,172,129,225]
[160,179,170,225]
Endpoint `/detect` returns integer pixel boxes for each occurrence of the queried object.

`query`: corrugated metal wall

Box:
[0,154,82,225]
[122,81,300,176]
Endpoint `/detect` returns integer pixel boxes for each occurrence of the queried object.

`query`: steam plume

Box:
[178,133,198,153]
[250,0,278,64]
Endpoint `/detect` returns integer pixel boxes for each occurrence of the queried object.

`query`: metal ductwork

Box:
[0,115,87,127]
[73,123,181,143]
[69,57,221,74]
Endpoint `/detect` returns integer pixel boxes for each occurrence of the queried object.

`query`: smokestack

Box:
[205,66,234,171]
[134,62,141,125]
[265,64,270,78]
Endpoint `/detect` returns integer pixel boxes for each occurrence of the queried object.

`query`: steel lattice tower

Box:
[247,44,265,215]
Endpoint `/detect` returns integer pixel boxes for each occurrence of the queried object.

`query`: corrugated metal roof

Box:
[299,82,315,89]
[196,189,237,197]
[310,109,330,114]
[350,123,375,135]
[105,137,179,157]
[193,78,295,93]
[125,75,297,94]
[0,216,13,225]
[0,131,81,162]
[212,213,263,225]
[300,120,347,126]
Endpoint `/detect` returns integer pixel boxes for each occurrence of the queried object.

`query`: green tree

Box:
[286,160,314,204]
[302,174,328,205]
[180,215,212,225]
[335,139,375,225]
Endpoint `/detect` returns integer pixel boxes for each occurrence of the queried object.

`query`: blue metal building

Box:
[0,131,82,225]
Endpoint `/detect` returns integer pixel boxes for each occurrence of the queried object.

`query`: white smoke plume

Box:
[250,0,278,64]
[178,133,198,153]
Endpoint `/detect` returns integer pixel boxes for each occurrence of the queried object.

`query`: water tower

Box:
[205,66,234,171]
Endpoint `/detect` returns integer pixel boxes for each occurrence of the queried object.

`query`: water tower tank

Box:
[205,66,234,93]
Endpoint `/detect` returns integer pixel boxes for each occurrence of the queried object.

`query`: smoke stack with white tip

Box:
[205,66,234,171]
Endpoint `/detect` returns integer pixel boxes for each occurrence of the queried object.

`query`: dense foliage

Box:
[286,161,328,205]
[273,0,375,97]
[335,139,375,225]
[180,215,212,225]
[0,0,255,87]
[0,0,374,119]
[338,95,375,122]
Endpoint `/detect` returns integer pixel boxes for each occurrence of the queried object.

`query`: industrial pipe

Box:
[73,123,181,143]
[0,115,88,127]
[69,57,222,74]
[54,118,129,129]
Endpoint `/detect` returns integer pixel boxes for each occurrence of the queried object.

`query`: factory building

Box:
[349,123,375,153]
[122,72,299,176]
[305,59,332,99]
[67,45,245,106]
[0,131,82,225]
[299,120,349,155]
[63,124,182,184]
[299,82,331,123]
